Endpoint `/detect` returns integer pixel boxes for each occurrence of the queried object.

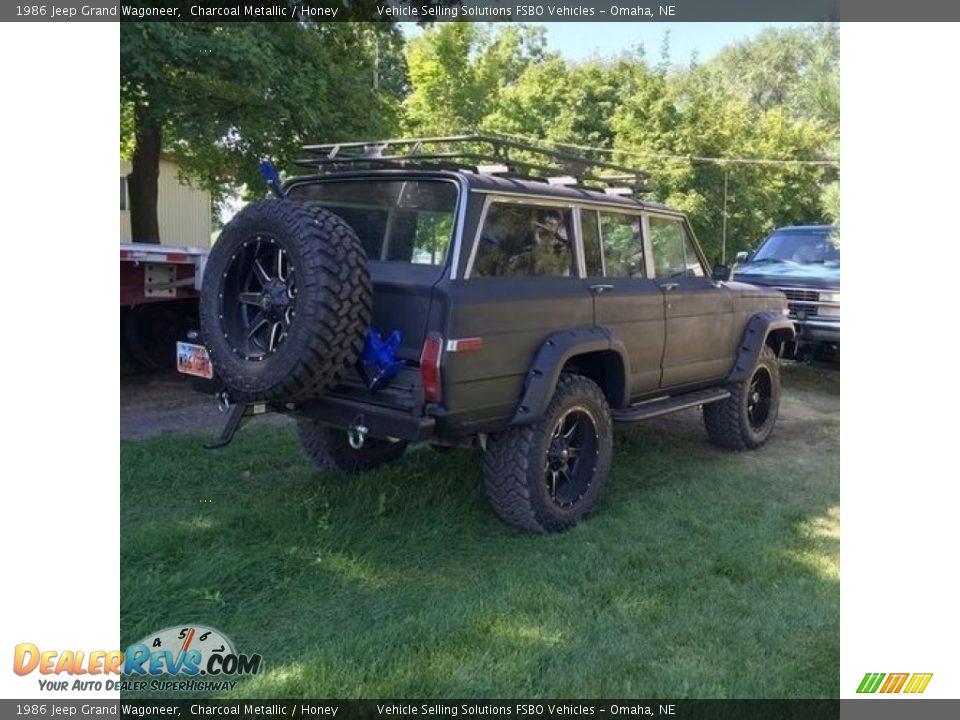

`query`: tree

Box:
[707,23,840,142]
[402,23,479,135]
[120,22,402,243]
[613,62,836,261]
[402,22,839,263]
[483,55,634,149]
[821,181,840,224]
[402,23,546,135]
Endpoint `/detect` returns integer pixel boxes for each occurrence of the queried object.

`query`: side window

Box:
[473,203,575,278]
[581,210,603,276]
[600,212,644,278]
[649,216,705,278]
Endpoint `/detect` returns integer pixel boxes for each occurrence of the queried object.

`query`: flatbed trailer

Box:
[120,243,208,371]
[120,242,207,305]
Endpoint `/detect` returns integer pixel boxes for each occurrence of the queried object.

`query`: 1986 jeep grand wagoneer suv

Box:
[181,135,794,532]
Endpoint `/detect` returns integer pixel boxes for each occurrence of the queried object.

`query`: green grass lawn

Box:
[120,363,839,698]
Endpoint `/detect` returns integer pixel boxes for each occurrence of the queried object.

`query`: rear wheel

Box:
[296,419,408,474]
[704,345,781,450]
[483,375,613,532]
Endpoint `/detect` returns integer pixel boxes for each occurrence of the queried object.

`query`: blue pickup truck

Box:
[733,225,840,360]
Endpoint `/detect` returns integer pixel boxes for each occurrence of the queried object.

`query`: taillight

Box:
[420,334,443,403]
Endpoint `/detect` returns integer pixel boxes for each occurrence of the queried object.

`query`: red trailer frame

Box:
[121,243,209,371]
[120,242,207,306]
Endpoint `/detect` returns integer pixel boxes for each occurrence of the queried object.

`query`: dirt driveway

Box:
[120,373,291,440]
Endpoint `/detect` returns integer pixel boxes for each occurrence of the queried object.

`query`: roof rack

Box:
[295,133,650,193]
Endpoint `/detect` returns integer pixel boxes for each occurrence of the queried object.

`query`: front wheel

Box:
[704,345,781,450]
[483,374,613,532]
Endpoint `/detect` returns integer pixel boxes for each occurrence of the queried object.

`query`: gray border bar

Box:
[4,699,959,719]
[0,699,845,718]
[2,0,958,23]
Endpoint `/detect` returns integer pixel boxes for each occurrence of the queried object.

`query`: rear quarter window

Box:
[472,203,576,278]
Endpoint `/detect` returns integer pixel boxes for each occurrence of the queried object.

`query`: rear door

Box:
[646,213,733,388]
[580,208,665,396]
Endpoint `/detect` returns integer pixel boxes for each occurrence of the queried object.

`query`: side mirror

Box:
[712,264,732,282]
[735,251,749,264]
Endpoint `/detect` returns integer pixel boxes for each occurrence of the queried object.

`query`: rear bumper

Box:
[295,393,436,443]
[190,363,436,442]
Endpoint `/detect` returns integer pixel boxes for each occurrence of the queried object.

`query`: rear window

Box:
[287,179,458,266]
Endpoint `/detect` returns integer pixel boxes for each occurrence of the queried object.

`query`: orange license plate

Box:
[176,341,214,379]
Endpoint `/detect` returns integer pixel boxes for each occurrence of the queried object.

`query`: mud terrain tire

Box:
[483,374,613,533]
[200,200,371,402]
[703,345,781,450]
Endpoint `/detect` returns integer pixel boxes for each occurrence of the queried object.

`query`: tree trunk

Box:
[129,108,162,244]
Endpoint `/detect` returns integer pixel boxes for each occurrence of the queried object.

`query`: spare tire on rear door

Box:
[200,199,371,402]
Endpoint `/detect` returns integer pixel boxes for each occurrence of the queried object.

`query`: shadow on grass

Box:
[121,364,839,699]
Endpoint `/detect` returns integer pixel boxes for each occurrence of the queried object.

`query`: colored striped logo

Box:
[857,672,933,694]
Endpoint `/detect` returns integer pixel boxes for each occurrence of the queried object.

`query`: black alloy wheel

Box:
[703,345,781,450]
[746,366,773,430]
[199,200,371,402]
[219,236,298,361]
[483,374,613,532]
[544,407,600,509]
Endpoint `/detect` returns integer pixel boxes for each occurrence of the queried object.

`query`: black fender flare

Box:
[510,327,629,426]
[727,311,796,383]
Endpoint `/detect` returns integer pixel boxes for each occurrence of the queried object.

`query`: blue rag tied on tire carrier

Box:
[358,328,404,392]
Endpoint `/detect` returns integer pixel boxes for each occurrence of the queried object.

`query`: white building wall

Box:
[120,158,212,248]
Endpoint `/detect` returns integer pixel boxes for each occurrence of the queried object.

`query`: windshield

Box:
[287,179,458,266]
[752,228,840,264]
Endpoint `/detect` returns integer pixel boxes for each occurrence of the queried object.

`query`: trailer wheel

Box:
[122,300,198,372]
[200,200,371,402]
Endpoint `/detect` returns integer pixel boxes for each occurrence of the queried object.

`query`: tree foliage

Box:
[821,180,840,225]
[120,22,402,241]
[709,23,840,131]
[398,23,839,262]
[612,61,837,261]
[402,24,546,134]
[122,21,839,257]
[484,56,633,147]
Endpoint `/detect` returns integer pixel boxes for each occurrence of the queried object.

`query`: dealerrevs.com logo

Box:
[13,625,262,693]
[857,672,933,694]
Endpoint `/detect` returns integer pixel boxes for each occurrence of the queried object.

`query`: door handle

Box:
[660,283,679,292]
[590,284,614,295]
